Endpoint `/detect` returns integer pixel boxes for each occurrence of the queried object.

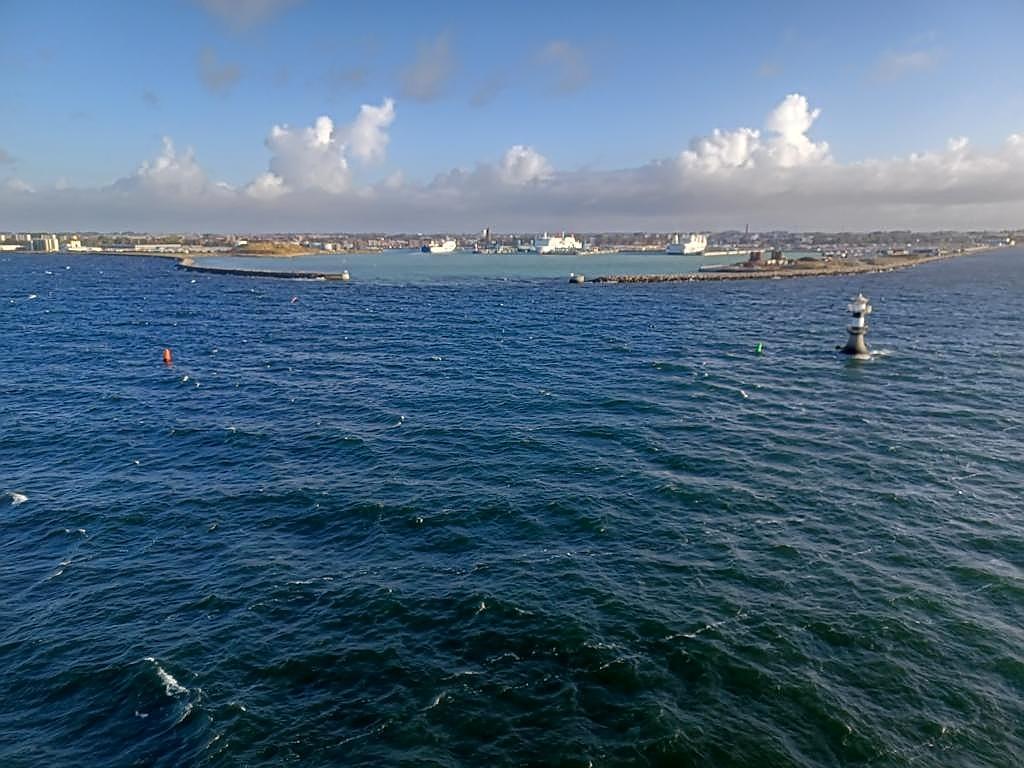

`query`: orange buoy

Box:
[162,348,173,365]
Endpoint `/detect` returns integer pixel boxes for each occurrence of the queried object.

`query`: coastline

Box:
[11,244,1004,283]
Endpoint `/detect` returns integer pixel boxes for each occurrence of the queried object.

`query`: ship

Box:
[533,232,582,255]
[421,239,457,254]
[666,233,708,255]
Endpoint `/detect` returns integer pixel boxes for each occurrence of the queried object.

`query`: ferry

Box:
[534,232,582,255]
[666,233,708,255]
[421,239,457,254]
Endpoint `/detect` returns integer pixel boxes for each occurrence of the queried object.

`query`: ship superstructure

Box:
[666,233,708,255]
[534,232,583,254]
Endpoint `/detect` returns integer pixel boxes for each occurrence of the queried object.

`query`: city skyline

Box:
[3,0,1024,232]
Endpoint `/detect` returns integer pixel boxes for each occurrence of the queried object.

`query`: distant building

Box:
[31,234,60,252]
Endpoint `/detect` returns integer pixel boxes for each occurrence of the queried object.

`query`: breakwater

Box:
[176,257,344,281]
[590,249,987,284]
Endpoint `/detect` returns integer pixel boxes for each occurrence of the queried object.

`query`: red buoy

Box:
[162,348,173,365]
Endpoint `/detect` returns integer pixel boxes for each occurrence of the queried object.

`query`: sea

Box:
[1,248,1022,767]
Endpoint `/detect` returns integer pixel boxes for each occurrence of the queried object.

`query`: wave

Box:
[144,657,189,697]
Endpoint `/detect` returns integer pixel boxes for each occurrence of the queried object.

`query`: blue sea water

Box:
[1,250,1022,766]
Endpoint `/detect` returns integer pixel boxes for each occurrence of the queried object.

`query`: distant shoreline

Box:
[7,244,1006,283]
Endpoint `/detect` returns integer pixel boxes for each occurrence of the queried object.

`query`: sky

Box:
[2,0,1024,232]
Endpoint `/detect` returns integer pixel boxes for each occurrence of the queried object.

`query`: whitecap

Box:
[8,492,28,505]
[27,294,37,300]
[144,657,189,696]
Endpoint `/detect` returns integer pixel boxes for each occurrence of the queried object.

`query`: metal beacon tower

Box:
[840,293,872,356]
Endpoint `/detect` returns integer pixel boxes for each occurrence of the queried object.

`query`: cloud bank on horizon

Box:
[4,92,1024,233]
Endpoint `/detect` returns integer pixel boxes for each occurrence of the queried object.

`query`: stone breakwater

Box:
[589,249,993,284]
[175,257,346,280]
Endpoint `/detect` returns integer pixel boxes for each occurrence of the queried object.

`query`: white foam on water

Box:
[8,492,28,505]
[425,691,446,710]
[134,710,149,718]
[475,600,487,615]
[27,294,37,300]
[739,389,749,399]
[144,657,189,696]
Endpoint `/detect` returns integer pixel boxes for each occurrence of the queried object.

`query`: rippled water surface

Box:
[2,250,1022,766]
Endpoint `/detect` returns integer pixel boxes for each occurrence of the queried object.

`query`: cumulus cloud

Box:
[345,98,396,162]
[6,92,1024,233]
[400,32,455,102]
[500,145,552,185]
[681,93,829,171]
[874,49,939,81]
[198,47,241,95]
[116,137,216,198]
[245,171,287,200]
[538,40,590,93]
[253,98,396,195]
[195,0,302,29]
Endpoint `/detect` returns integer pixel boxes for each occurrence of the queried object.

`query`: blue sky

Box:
[3,0,1024,231]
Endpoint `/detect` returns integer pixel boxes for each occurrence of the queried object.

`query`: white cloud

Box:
[681,93,829,172]
[344,98,396,163]
[258,98,396,194]
[245,172,287,199]
[500,145,552,185]
[120,137,214,197]
[400,33,455,102]
[195,0,302,29]
[6,92,1024,233]
[264,115,350,193]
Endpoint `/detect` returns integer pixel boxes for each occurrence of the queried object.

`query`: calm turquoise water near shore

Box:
[198,247,749,280]
[1,249,1022,766]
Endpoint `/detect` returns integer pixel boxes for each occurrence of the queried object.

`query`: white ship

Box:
[666,233,708,255]
[421,239,457,254]
[534,232,582,254]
